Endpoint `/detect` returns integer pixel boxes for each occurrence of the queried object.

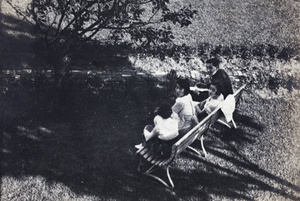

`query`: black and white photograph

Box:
[1,0,299,200]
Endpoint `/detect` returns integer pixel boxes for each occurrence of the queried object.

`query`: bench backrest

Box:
[170,84,247,159]
[233,84,246,107]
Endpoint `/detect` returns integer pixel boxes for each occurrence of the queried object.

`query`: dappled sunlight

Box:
[0,13,39,69]
[38,126,53,134]
[1,1,299,200]
[1,175,101,201]
[173,145,300,200]
[1,70,300,200]
[15,126,54,140]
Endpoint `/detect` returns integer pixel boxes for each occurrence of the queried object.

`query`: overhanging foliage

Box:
[29,0,197,48]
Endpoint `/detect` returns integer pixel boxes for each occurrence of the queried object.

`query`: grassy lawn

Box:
[1,0,299,200]
[1,71,300,200]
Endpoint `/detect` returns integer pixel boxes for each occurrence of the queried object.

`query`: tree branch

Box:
[55,0,71,38]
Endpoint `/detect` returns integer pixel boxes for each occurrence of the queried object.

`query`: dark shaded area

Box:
[0,12,133,73]
[0,13,40,70]
[1,75,172,200]
[1,76,300,200]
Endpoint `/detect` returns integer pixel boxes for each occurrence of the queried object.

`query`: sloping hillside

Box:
[1,0,299,49]
[171,0,300,48]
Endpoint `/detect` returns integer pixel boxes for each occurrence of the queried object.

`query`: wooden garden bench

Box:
[135,84,247,189]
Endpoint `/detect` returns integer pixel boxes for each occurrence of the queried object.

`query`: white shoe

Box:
[135,143,144,149]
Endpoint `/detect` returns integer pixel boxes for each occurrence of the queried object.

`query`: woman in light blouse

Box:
[172,78,195,135]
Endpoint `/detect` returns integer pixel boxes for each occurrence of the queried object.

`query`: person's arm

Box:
[153,115,161,126]
[171,112,179,120]
[204,95,224,114]
[195,106,204,115]
[190,86,209,93]
[147,126,159,140]
[144,116,161,141]
[195,100,207,115]
[196,82,210,89]
[198,100,206,110]
[172,100,183,115]
[147,115,168,140]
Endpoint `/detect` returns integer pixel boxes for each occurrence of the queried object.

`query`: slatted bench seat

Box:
[136,84,247,189]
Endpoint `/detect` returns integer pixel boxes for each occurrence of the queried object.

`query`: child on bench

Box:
[195,81,224,121]
[135,102,179,158]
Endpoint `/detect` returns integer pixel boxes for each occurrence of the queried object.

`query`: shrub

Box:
[277,47,297,61]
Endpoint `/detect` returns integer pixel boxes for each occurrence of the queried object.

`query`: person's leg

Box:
[162,137,180,158]
[135,125,154,149]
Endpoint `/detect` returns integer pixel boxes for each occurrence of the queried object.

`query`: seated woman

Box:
[172,78,198,135]
[191,57,233,102]
[195,81,224,121]
[136,102,179,158]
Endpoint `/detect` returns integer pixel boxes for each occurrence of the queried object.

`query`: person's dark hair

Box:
[177,78,190,95]
[206,57,221,68]
[156,102,173,119]
[210,68,233,98]
[210,80,223,96]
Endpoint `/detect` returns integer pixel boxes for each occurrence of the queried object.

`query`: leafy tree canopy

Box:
[29,0,197,49]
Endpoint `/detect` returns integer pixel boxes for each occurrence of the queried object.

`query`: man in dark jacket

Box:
[191,57,233,102]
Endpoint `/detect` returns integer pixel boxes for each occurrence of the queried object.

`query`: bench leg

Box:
[137,159,143,172]
[217,119,232,128]
[187,146,201,155]
[200,135,207,158]
[232,119,237,129]
[143,165,174,189]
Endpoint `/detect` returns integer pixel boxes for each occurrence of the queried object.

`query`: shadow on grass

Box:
[174,112,300,200]
[1,77,177,200]
[1,82,300,200]
[0,13,41,70]
[172,154,300,201]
